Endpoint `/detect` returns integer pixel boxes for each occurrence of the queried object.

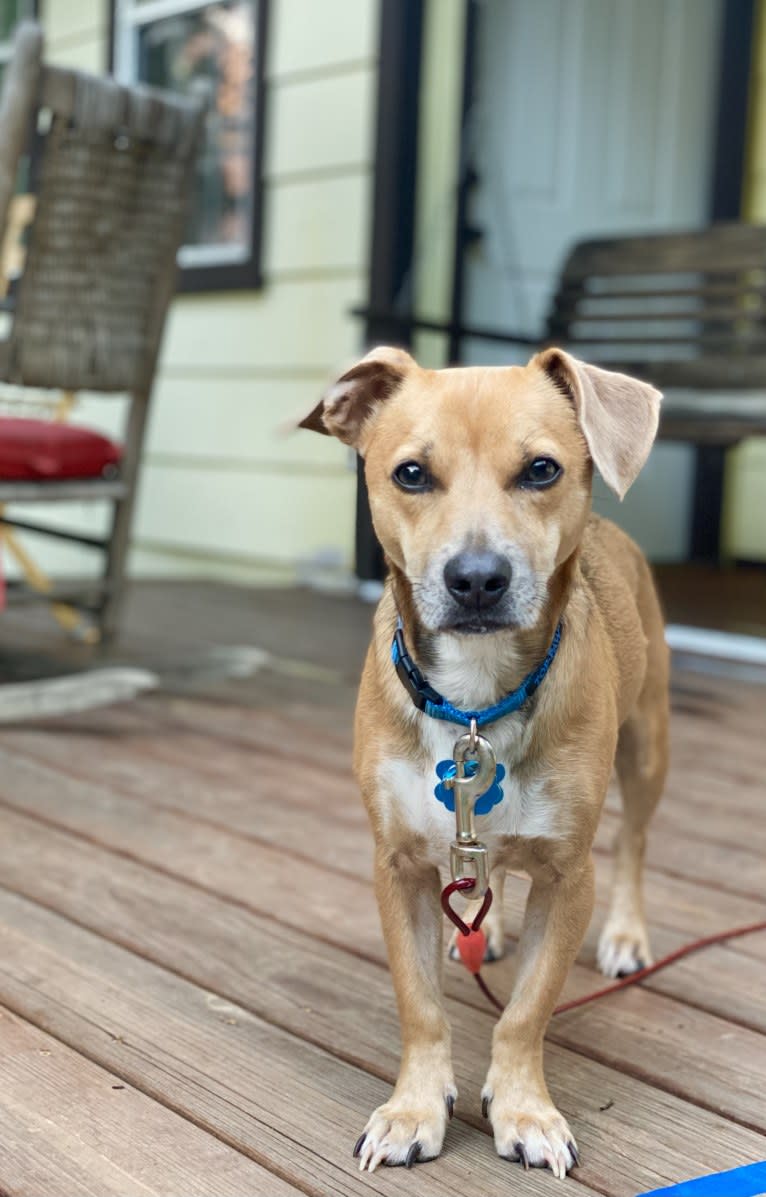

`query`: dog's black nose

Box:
[444,550,511,610]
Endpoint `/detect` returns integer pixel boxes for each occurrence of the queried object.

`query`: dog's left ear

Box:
[299,346,414,451]
[534,347,662,499]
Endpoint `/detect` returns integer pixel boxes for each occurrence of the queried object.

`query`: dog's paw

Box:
[354,1088,456,1172]
[482,1085,578,1179]
[597,922,652,978]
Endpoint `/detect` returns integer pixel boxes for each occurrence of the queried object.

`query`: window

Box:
[112,0,268,292]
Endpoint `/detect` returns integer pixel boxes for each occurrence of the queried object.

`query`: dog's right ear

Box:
[299,346,414,451]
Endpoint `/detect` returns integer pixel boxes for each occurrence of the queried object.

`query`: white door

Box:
[462,0,724,560]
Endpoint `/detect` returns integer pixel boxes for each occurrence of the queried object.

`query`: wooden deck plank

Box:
[155,669,766,761]
[7,684,765,884]
[593,809,766,901]
[0,893,602,1197]
[0,581,764,1195]
[10,698,764,903]
[0,887,764,1197]
[1,718,766,1010]
[15,698,762,903]
[110,690,766,862]
[0,1005,301,1197]
[0,735,763,990]
[10,684,766,815]
[0,804,763,1140]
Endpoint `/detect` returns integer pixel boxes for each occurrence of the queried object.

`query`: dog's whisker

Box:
[405,1141,422,1169]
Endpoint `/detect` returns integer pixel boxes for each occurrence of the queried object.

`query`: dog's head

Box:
[300,347,660,635]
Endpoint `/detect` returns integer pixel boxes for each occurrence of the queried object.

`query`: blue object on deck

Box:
[640,1161,766,1197]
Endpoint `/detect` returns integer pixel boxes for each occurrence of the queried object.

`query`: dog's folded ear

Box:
[534,347,662,499]
[299,346,414,450]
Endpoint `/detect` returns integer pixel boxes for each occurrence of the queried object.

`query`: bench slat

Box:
[545,225,766,414]
[561,224,766,281]
[557,282,766,303]
[552,306,766,325]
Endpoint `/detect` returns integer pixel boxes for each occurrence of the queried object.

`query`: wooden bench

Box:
[547,224,766,445]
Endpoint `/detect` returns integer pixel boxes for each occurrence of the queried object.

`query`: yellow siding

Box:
[723,439,766,560]
[143,377,350,472]
[14,0,378,586]
[160,277,366,371]
[269,0,377,76]
[263,172,370,275]
[41,0,105,72]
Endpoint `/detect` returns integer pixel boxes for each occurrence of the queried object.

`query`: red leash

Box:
[441,877,766,1016]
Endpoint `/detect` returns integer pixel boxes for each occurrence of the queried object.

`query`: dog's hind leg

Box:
[598,632,669,978]
[449,864,507,962]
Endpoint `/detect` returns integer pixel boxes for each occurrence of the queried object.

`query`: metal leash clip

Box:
[443,718,496,897]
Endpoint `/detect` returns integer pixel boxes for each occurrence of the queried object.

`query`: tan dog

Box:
[301,347,669,1177]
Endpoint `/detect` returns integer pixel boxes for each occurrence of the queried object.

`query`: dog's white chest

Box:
[378,718,561,863]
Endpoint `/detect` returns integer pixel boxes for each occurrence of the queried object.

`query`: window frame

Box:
[110,0,268,294]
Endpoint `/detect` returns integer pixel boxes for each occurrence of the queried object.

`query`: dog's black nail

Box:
[446,1095,455,1119]
[405,1141,421,1169]
[616,958,645,979]
[482,1095,491,1119]
[352,1134,366,1158]
[568,1140,580,1167]
[515,1141,530,1171]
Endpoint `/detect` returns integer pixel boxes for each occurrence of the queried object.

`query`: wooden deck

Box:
[0,583,764,1196]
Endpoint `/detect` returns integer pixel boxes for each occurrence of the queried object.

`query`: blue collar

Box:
[391,617,562,729]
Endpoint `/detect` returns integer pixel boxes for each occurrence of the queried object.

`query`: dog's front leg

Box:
[356,846,455,1172]
[483,855,594,1178]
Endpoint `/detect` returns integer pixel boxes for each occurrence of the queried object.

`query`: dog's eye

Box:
[393,461,431,491]
[520,457,562,489]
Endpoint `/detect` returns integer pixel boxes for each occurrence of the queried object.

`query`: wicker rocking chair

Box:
[0,22,205,642]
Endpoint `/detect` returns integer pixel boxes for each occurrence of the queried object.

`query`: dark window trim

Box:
[447,0,479,366]
[710,0,755,224]
[108,0,269,295]
[690,0,756,561]
[355,0,425,581]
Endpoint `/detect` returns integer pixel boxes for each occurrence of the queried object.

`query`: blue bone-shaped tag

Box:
[434,759,506,814]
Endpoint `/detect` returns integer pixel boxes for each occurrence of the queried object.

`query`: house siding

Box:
[16,0,379,585]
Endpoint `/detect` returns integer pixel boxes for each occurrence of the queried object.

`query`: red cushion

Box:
[0,418,122,481]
